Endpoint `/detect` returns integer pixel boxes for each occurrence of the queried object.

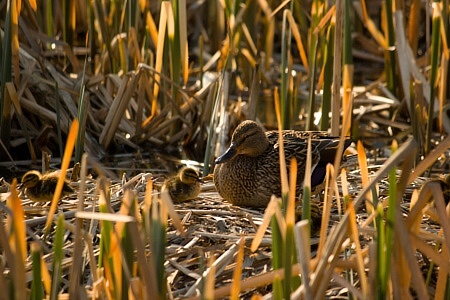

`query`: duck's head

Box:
[19,170,42,189]
[215,120,269,164]
[179,167,203,184]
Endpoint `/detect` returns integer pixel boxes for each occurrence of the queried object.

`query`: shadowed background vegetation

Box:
[2,0,436,173]
[1,0,450,299]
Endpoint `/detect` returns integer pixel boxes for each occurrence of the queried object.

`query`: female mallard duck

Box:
[19,170,74,202]
[162,167,203,202]
[213,120,352,207]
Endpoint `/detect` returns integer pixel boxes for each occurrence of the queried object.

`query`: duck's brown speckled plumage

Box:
[19,170,74,202]
[213,120,352,207]
[162,167,203,202]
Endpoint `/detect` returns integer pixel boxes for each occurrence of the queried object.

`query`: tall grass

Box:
[2,0,450,299]
[0,0,14,154]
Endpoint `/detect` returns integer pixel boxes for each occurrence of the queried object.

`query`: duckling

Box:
[162,167,203,202]
[19,170,74,202]
[214,120,352,207]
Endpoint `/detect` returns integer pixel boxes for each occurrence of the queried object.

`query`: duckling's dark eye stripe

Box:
[184,170,199,179]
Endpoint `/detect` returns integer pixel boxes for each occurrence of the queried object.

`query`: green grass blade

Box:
[384,0,397,94]
[54,82,63,158]
[46,0,53,36]
[378,141,398,297]
[320,20,335,131]
[75,57,89,163]
[50,214,65,300]
[306,39,318,131]
[0,0,13,152]
[280,9,290,129]
[151,199,167,298]
[30,243,44,300]
[425,7,441,154]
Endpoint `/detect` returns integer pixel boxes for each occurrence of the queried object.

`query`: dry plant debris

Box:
[1,146,449,298]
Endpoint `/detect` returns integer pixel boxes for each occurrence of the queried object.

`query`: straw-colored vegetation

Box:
[1,0,450,299]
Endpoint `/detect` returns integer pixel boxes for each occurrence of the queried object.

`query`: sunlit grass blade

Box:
[177,0,189,84]
[393,197,428,298]
[230,237,245,300]
[293,220,312,298]
[273,85,287,297]
[40,254,52,295]
[438,53,448,133]
[407,0,421,55]
[203,255,216,300]
[6,179,27,300]
[144,2,169,124]
[284,157,300,296]
[250,196,279,252]
[286,10,309,73]
[353,1,387,49]
[347,202,369,298]
[146,11,158,48]
[44,119,79,235]
[356,140,375,215]
[117,34,127,72]
[317,164,335,256]
[353,137,416,212]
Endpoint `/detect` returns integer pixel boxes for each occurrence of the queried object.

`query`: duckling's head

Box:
[19,170,43,189]
[179,167,203,184]
[215,120,269,164]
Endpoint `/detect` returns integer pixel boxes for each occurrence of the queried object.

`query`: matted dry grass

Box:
[2,146,449,298]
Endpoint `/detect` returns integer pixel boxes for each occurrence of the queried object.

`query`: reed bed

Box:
[1,148,450,298]
[1,0,450,299]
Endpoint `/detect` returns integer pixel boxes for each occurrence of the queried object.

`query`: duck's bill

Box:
[215,143,237,164]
